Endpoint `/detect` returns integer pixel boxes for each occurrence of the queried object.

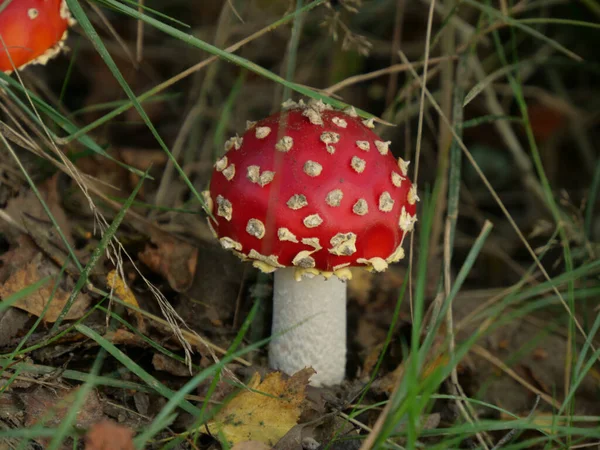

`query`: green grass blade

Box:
[462,0,582,61]
[0,73,146,177]
[0,358,151,392]
[46,350,107,450]
[97,0,375,117]
[66,0,213,216]
[134,336,272,446]
[75,324,201,416]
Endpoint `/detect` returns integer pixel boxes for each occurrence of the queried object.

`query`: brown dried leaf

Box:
[103,329,146,347]
[0,252,91,322]
[0,235,38,280]
[4,174,74,248]
[152,353,191,377]
[84,420,135,450]
[0,307,30,346]
[138,233,198,292]
[23,386,104,429]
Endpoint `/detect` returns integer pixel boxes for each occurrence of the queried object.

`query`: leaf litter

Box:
[0,235,91,322]
[0,1,598,449]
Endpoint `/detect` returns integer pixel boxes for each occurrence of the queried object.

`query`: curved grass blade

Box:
[0,72,146,177]
[97,0,377,118]
[462,0,582,61]
[65,0,213,216]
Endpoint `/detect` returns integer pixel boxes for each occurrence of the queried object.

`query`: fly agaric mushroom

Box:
[206,99,418,386]
[0,0,75,73]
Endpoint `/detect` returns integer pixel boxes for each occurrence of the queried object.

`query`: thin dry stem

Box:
[88,2,138,69]
[325,56,454,94]
[397,49,594,363]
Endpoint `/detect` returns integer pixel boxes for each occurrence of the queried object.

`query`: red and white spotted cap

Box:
[0,0,75,73]
[205,99,418,280]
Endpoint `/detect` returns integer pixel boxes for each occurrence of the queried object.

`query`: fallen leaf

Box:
[152,353,191,377]
[274,424,308,450]
[84,420,135,450]
[4,175,74,249]
[138,232,198,292]
[0,235,39,278]
[205,368,315,446]
[107,270,140,309]
[22,386,104,429]
[516,364,550,395]
[0,307,30,346]
[103,329,146,346]
[0,252,91,322]
[106,269,144,328]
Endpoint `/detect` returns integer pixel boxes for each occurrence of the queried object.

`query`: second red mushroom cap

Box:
[0,0,75,73]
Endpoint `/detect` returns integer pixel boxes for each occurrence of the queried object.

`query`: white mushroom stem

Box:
[269,267,346,386]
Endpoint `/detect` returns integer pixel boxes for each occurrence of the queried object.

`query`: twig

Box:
[408,0,436,322]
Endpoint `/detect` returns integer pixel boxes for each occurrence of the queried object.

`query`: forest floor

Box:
[1,1,600,449]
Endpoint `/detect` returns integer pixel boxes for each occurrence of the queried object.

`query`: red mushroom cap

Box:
[0,0,74,73]
[206,99,418,279]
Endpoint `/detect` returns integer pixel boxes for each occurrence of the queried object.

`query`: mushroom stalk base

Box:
[269,267,346,386]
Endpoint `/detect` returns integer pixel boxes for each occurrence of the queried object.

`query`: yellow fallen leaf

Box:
[107,270,139,308]
[205,368,314,446]
[106,269,144,328]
